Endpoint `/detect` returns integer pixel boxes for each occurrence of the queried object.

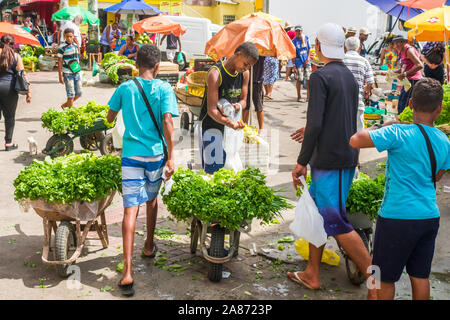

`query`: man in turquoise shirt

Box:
[107,44,179,297]
[350,78,450,301]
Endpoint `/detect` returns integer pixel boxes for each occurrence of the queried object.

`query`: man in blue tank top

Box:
[199,42,259,174]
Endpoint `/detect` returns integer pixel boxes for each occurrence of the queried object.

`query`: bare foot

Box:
[287,271,321,290]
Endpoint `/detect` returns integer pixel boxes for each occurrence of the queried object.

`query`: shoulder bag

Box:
[132,78,168,164]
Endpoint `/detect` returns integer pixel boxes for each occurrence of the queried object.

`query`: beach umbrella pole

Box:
[445,28,450,83]
[249,65,253,126]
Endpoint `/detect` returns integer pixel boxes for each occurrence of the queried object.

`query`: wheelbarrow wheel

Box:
[100,133,121,156]
[55,221,77,278]
[345,229,369,286]
[45,134,73,158]
[190,218,200,254]
[80,132,104,151]
[180,112,190,135]
[208,225,225,283]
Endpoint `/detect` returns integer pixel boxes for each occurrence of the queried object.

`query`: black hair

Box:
[234,42,259,61]
[411,77,443,113]
[425,43,445,65]
[127,35,134,41]
[0,34,15,72]
[64,28,74,35]
[136,44,160,70]
[30,29,39,36]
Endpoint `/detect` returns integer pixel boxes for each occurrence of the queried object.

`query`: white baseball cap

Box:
[317,23,346,60]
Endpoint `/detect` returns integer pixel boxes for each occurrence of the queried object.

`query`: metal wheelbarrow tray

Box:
[28,191,116,277]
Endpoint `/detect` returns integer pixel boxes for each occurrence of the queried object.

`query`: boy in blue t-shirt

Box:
[106,44,179,297]
[350,77,450,300]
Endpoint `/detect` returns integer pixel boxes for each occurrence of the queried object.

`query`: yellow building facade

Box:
[68,0,256,26]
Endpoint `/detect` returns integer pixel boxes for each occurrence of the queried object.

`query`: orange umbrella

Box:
[204,14,296,61]
[133,15,186,37]
[0,22,40,45]
[398,0,446,10]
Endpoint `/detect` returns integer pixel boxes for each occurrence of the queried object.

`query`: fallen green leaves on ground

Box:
[162,167,293,231]
[154,227,175,240]
[278,236,294,244]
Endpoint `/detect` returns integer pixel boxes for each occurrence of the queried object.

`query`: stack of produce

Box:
[243,125,259,144]
[14,153,122,204]
[162,167,293,231]
[136,33,153,45]
[21,45,44,72]
[100,52,136,84]
[41,101,113,135]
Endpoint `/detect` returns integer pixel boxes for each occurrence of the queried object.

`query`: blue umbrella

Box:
[104,0,162,15]
[365,0,423,20]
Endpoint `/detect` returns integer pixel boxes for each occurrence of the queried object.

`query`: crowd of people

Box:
[0,13,449,301]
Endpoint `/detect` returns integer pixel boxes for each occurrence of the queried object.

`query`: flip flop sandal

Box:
[141,244,158,258]
[118,280,135,297]
[287,272,317,290]
[5,144,18,151]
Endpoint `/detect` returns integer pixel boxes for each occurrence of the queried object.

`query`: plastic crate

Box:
[157,73,179,87]
[194,58,216,72]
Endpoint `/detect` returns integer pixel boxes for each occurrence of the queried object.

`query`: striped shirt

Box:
[57,42,80,74]
[343,51,374,109]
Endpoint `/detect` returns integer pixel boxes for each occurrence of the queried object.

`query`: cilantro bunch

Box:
[41,101,113,135]
[14,154,122,204]
[162,167,293,231]
[345,173,385,222]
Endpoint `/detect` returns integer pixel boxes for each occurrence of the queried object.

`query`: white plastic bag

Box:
[221,99,244,173]
[289,176,328,248]
[111,110,125,149]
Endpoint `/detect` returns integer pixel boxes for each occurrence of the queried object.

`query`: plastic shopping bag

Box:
[289,176,328,248]
[294,238,340,266]
[111,110,124,149]
[221,99,244,173]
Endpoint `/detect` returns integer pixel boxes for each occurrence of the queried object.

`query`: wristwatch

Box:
[403,72,407,78]
[374,123,383,129]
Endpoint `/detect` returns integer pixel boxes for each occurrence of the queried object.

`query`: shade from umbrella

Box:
[365,0,423,20]
[399,0,446,10]
[0,22,40,45]
[133,15,186,37]
[204,15,296,61]
[240,12,282,22]
[104,0,162,15]
[51,6,100,26]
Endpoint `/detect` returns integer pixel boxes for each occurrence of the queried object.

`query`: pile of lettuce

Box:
[100,52,136,84]
[14,154,122,204]
[41,101,113,135]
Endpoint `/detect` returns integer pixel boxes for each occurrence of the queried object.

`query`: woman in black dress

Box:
[0,34,31,151]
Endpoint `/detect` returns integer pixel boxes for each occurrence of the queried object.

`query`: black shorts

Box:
[372,216,440,283]
[245,81,263,112]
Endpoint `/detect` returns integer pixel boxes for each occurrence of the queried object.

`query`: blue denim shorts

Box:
[63,72,82,99]
[121,155,165,208]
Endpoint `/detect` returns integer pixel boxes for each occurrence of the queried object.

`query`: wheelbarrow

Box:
[29,191,116,277]
[189,217,251,282]
[174,87,203,135]
[42,118,114,158]
[337,212,374,286]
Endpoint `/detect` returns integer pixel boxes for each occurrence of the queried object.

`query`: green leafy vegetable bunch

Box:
[162,167,293,231]
[14,153,122,204]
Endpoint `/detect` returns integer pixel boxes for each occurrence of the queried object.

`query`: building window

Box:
[223,15,235,25]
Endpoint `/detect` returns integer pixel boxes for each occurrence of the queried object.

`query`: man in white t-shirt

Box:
[60,17,82,47]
